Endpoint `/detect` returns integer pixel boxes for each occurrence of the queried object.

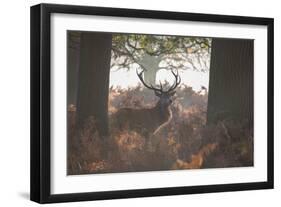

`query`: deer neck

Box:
[155,101,170,120]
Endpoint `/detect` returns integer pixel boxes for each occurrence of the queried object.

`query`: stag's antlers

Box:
[136,69,163,94]
[136,69,181,94]
[166,69,181,93]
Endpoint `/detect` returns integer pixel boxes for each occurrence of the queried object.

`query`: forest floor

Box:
[67,85,253,175]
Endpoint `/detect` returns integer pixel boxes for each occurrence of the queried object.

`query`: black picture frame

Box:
[30,3,274,204]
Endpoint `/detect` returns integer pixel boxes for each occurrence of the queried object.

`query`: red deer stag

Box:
[113,69,181,136]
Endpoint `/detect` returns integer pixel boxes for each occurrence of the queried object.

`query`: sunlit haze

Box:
[109,67,209,92]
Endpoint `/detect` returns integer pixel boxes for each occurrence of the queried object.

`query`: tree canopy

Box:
[111,34,211,73]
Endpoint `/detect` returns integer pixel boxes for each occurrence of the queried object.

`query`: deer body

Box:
[113,101,171,135]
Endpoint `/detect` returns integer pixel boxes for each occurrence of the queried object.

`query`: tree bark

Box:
[76,32,112,136]
[143,67,157,85]
[207,38,253,126]
[138,53,162,85]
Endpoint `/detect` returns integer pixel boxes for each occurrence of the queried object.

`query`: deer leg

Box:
[146,138,154,152]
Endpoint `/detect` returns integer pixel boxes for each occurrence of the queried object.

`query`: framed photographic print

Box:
[30,3,274,203]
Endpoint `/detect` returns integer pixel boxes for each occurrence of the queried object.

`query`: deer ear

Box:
[169,91,176,96]
[154,91,161,97]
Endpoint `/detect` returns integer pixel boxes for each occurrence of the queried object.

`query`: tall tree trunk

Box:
[138,53,162,85]
[143,67,157,85]
[207,38,253,126]
[76,32,112,136]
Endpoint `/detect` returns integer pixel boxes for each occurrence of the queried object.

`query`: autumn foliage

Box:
[67,85,253,175]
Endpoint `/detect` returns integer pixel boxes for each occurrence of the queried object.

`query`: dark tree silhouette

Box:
[207,38,254,126]
[76,32,112,136]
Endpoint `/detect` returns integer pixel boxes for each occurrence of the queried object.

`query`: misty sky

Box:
[109,68,209,92]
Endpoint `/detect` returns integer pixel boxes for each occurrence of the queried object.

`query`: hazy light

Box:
[109,66,209,92]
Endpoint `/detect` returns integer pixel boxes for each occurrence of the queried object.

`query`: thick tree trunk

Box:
[138,53,162,85]
[207,38,253,126]
[76,32,112,136]
[143,67,157,85]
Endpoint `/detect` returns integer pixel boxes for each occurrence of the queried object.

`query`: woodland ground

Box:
[67,85,253,175]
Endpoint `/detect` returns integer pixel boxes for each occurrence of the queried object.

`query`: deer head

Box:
[136,69,181,110]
